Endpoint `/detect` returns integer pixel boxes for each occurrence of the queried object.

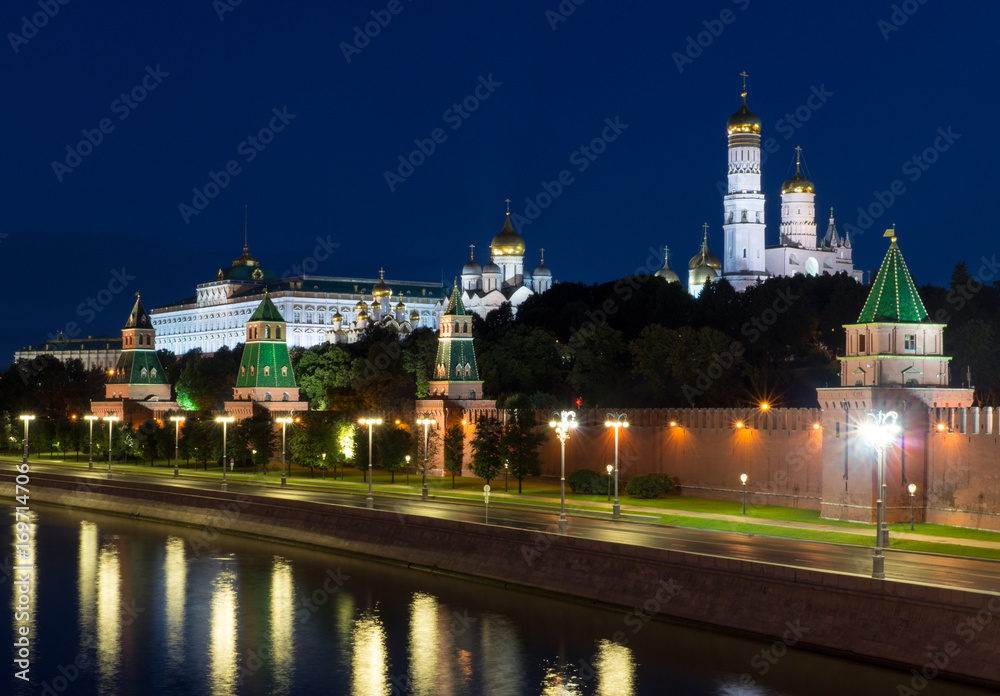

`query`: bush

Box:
[567,468,608,495]
[625,473,678,498]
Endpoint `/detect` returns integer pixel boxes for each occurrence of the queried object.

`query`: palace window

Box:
[904,334,916,352]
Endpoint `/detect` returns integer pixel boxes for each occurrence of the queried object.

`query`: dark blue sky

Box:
[2,0,993,364]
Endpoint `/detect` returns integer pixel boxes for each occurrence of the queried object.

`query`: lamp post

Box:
[604,413,629,519]
[359,418,382,509]
[84,415,98,469]
[908,482,917,531]
[606,463,613,501]
[276,417,293,487]
[103,415,119,479]
[504,460,509,493]
[860,410,901,580]
[215,416,235,491]
[416,415,434,500]
[740,473,748,514]
[19,415,35,464]
[405,454,410,485]
[549,410,578,534]
[169,416,185,478]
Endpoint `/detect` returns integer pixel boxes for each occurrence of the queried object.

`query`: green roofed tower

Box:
[429,281,484,400]
[106,293,171,401]
[233,291,301,404]
[837,229,951,389]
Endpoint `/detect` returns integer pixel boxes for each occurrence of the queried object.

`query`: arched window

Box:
[241,366,246,376]
[150,368,157,379]
[282,392,289,401]
[250,366,255,376]
[454,322,459,333]
[455,365,462,376]
[263,366,270,377]
[437,365,445,378]
[265,325,271,339]
[264,392,272,401]
[140,367,147,379]
[276,326,282,340]
[463,322,468,333]
[469,389,476,399]
[905,378,918,387]
[281,366,288,377]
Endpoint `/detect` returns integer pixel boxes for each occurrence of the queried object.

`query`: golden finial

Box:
[794,145,802,172]
[739,70,749,97]
[469,244,475,262]
[830,206,834,218]
[379,267,385,279]
[664,245,670,264]
[505,198,511,215]
[702,222,709,241]
[884,224,897,244]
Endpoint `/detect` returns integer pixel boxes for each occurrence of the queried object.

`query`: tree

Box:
[235,410,278,472]
[375,425,412,483]
[471,416,504,484]
[502,397,548,493]
[568,323,628,406]
[288,412,333,477]
[443,423,465,489]
[295,344,354,409]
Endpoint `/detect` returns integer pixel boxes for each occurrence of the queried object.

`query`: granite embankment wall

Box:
[5,470,999,689]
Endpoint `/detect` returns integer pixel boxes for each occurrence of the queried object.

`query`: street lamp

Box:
[276,416,293,487]
[606,463,613,501]
[416,415,434,500]
[908,482,917,531]
[504,460,509,493]
[740,472,748,514]
[215,416,235,491]
[604,413,629,519]
[549,410,578,534]
[19,415,35,464]
[169,416,185,478]
[359,417,382,509]
[102,415,119,479]
[84,415,98,469]
[405,454,410,484]
[860,410,901,580]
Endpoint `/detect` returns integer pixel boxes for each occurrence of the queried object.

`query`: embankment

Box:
[4,470,998,690]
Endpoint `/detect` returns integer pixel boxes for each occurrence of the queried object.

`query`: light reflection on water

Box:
[209,566,238,696]
[351,611,389,696]
[96,540,120,696]
[5,505,995,696]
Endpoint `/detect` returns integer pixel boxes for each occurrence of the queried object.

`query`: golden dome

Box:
[409,309,420,321]
[491,213,525,257]
[355,300,367,311]
[782,152,814,194]
[692,263,718,285]
[655,246,680,283]
[395,300,406,311]
[333,311,343,321]
[372,269,391,298]
[726,93,761,135]
[688,227,721,270]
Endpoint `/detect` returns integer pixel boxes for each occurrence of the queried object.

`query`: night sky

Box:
[2,0,994,364]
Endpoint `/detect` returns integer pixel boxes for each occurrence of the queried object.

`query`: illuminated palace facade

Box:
[151,244,448,355]
[684,81,863,297]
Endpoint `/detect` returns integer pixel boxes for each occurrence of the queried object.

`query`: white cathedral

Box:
[459,205,554,318]
[657,81,863,296]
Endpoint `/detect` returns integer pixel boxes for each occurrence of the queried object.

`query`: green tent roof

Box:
[249,293,286,322]
[444,280,467,316]
[107,350,168,385]
[857,237,928,324]
[125,295,154,329]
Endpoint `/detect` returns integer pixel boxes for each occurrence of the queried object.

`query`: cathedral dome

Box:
[491,214,525,257]
[395,300,406,311]
[655,247,680,283]
[409,309,420,322]
[482,261,501,275]
[688,229,722,270]
[533,263,552,278]
[333,310,343,321]
[372,271,391,299]
[355,300,367,311]
[781,155,814,194]
[726,94,761,135]
[692,263,718,285]
[462,260,482,275]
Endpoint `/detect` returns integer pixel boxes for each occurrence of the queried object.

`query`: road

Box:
[10,461,1000,595]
